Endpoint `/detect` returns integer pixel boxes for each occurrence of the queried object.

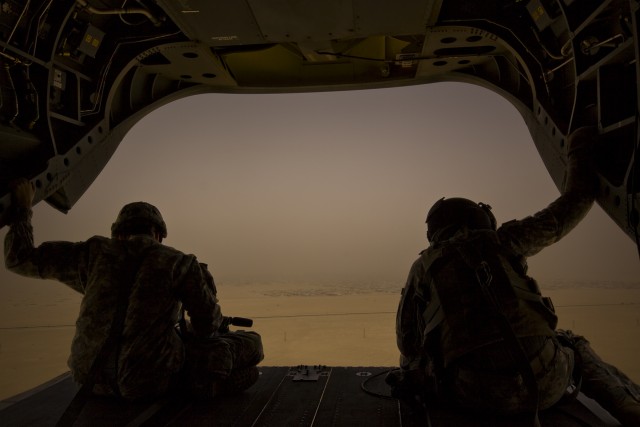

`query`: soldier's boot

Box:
[615,403,640,427]
[560,330,640,427]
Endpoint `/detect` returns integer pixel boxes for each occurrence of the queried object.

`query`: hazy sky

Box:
[1,82,639,293]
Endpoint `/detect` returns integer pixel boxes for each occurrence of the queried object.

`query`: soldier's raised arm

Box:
[499,126,598,257]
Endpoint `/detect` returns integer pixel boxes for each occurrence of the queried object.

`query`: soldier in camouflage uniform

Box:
[390,127,640,425]
[4,183,263,401]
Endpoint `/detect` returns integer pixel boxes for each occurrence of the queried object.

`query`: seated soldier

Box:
[388,127,640,426]
[4,181,263,401]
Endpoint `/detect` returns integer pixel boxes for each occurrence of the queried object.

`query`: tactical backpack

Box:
[417,229,557,368]
[407,229,559,423]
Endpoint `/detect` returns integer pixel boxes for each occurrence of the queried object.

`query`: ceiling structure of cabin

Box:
[0,0,638,246]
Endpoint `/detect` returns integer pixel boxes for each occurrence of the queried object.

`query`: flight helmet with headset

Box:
[426,197,497,243]
[111,201,168,240]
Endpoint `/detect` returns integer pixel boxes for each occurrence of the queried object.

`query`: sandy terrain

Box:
[0,282,638,401]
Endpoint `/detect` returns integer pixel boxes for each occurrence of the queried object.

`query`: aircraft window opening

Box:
[202,73,217,79]
[458,59,471,65]
[560,138,565,148]
[76,147,82,155]
[552,127,556,136]
[35,180,42,189]
[98,126,103,134]
[182,52,199,59]
[434,60,447,66]
[88,136,93,144]
[440,37,457,44]
[63,158,69,167]
[46,173,53,182]
[467,35,483,43]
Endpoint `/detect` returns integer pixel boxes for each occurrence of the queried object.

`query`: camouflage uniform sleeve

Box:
[498,130,597,258]
[4,207,87,293]
[174,257,223,337]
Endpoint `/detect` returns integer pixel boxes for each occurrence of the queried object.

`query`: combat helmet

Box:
[426,197,496,242]
[111,201,167,239]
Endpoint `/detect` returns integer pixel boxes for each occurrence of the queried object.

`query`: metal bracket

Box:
[291,365,329,382]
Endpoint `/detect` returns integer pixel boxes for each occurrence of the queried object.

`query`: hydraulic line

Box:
[74,0,163,27]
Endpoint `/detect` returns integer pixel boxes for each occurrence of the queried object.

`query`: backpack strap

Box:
[56,247,151,427]
[454,241,541,427]
[418,247,444,337]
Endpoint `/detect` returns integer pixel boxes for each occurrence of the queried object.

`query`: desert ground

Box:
[1,281,638,401]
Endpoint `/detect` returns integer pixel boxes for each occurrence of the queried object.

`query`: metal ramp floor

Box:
[0,366,620,426]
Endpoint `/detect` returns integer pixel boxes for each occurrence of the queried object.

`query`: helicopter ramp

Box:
[0,366,621,426]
